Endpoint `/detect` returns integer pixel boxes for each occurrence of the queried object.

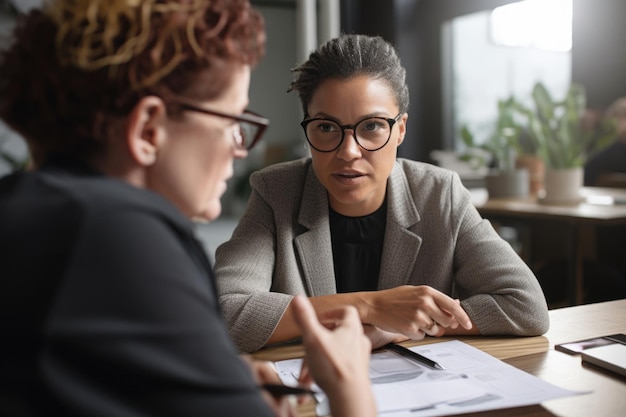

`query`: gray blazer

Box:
[215,158,549,352]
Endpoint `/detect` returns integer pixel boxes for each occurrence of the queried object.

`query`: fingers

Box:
[256,361,282,385]
[404,293,452,338]
[410,289,466,340]
[241,355,282,385]
[244,356,299,417]
[407,318,438,339]
[291,295,337,367]
[291,294,373,408]
[291,295,324,339]
[363,324,408,349]
[293,295,362,335]
[297,359,312,386]
[259,390,298,417]
[317,305,358,330]
[375,286,472,338]
[425,291,472,330]
[422,320,442,337]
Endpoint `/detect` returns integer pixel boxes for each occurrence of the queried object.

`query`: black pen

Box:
[261,383,316,398]
[385,343,446,370]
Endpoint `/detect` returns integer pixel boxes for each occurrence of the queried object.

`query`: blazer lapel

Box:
[379,162,422,289]
[294,166,337,296]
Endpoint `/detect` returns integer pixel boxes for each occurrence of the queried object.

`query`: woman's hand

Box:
[240,355,297,417]
[365,285,473,339]
[291,295,376,417]
[363,324,408,350]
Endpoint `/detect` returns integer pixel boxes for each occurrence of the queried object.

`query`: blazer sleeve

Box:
[214,170,296,353]
[447,174,550,335]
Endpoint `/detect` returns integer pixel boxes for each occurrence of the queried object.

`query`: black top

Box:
[0,159,274,417]
[330,199,387,293]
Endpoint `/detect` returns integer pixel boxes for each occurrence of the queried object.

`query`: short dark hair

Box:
[0,0,265,166]
[288,34,409,117]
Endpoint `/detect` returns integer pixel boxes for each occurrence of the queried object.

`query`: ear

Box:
[126,96,168,166]
[395,112,408,146]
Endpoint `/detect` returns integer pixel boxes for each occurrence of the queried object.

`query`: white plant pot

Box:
[541,167,583,205]
[485,169,529,199]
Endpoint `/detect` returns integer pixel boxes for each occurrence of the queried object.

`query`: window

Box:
[444,0,572,151]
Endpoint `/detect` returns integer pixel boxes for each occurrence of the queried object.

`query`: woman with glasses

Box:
[214,34,550,353]
[0,2,376,416]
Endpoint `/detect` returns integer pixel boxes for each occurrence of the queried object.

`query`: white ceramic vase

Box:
[542,167,583,205]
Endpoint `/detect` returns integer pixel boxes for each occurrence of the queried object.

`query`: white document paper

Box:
[274,340,585,416]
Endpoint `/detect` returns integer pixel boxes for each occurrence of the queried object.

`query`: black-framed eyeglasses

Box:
[300,113,403,152]
[177,102,269,150]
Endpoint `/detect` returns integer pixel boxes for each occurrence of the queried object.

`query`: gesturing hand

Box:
[366,285,473,339]
[291,295,376,417]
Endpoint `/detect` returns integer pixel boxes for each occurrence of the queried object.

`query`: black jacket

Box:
[0,160,274,416]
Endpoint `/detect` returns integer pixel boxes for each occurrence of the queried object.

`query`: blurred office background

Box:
[1,0,625,305]
[2,0,625,202]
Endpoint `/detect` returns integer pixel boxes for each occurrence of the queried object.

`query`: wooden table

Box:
[473,187,626,305]
[253,299,626,417]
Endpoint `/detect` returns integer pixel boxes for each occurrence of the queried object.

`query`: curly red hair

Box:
[0,0,265,165]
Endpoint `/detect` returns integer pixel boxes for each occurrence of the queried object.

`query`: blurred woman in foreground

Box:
[0,1,374,416]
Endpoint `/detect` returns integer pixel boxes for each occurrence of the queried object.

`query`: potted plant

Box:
[515,82,615,204]
[460,97,529,199]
